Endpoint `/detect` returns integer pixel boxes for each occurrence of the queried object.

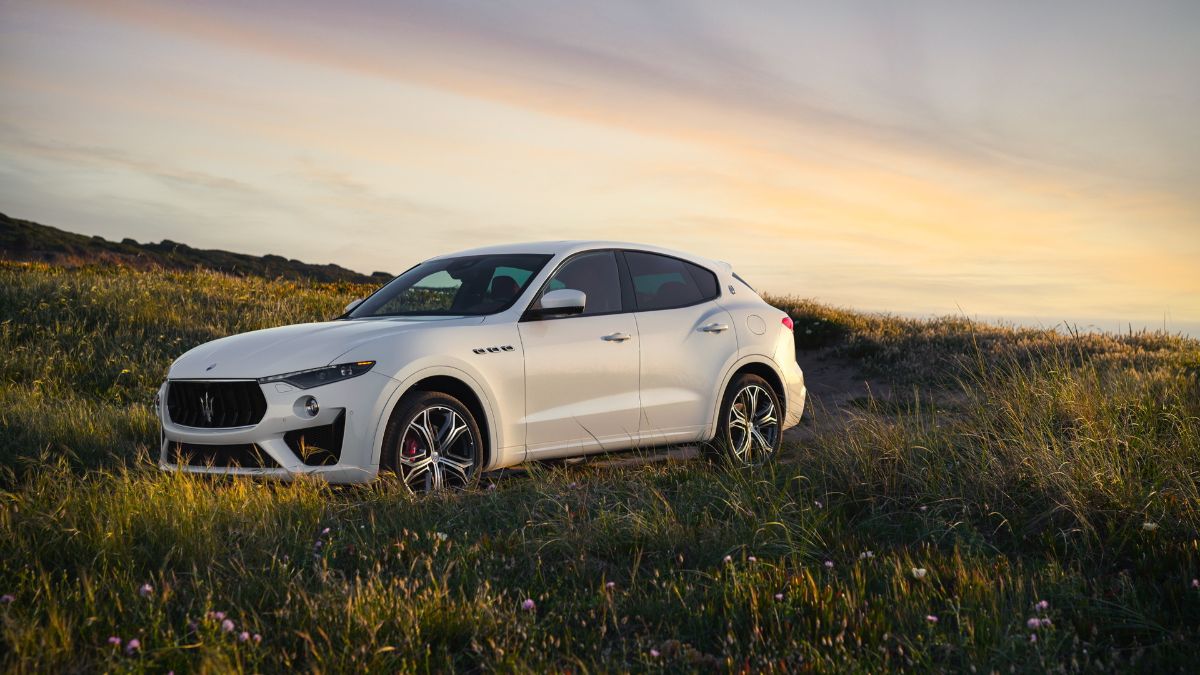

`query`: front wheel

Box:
[382,391,482,493]
[708,374,782,465]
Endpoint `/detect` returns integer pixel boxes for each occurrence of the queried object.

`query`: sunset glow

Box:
[2,0,1197,331]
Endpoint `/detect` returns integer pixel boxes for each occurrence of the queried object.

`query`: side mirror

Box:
[344,298,364,313]
[527,288,586,319]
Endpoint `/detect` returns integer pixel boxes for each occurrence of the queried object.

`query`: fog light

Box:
[304,396,319,417]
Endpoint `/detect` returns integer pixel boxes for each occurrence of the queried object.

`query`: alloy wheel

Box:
[726,384,780,464]
[398,405,478,492]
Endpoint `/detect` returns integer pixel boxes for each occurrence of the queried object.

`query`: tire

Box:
[381,390,483,493]
[707,373,783,465]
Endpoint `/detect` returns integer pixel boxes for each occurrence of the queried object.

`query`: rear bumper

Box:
[781,358,806,430]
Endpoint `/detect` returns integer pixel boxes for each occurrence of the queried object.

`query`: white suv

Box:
[157,242,806,491]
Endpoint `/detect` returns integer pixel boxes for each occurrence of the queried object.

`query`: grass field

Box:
[1,260,1198,672]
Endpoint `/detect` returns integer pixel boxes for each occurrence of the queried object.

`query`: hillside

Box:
[0,211,392,284]
[1,261,1198,671]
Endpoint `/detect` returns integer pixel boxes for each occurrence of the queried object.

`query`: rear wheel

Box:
[708,373,782,465]
[382,390,482,493]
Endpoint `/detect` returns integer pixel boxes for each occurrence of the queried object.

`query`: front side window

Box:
[542,251,623,316]
[624,251,717,311]
[350,254,551,317]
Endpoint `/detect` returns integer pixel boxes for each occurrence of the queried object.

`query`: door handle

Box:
[699,323,730,333]
[602,332,632,342]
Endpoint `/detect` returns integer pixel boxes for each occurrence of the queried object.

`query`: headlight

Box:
[258,361,376,389]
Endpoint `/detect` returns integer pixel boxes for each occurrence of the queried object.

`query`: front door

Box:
[519,250,640,457]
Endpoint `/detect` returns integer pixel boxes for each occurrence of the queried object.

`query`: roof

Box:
[428,240,730,271]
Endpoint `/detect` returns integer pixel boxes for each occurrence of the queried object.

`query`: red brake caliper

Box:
[403,435,420,458]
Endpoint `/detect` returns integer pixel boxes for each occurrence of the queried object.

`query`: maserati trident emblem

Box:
[199,392,215,424]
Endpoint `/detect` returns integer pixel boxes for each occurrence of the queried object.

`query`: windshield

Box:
[348,254,552,318]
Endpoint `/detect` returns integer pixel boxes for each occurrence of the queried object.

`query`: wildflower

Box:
[911,568,927,579]
[605,581,616,590]
[1027,617,1042,629]
[650,648,661,658]
[314,540,324,549]
[1041,618,1052,627]
[253,633,262,643]
[723,555,733,564]
[209,611,226,621]
[487,483,497,491]
[238,631,250,642]
[0,594,13,604]
[774,593,784,601]
[138,583,153,598]
[1035,600,1049,611]
[748,556,757,563]
[919,505,928,512]
[221,619,235,633]
[824,560,834,569]
[569,482,579,489]
[107,636,122,647]
[1030,633,1038,643]
[521,598,536,611]
[125,639,141,654]
[859,551,875,560]
[321,527,331,536]
[925,615,938,623]
[434,532,449,542]
[1193,579,1199,589]
[814,500,823,508]
[1142,521,1158,531]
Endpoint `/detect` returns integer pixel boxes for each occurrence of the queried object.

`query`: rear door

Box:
[518,250,641,458]
[622,250,738,445]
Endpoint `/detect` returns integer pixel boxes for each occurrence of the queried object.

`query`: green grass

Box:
[2,261,1198,672]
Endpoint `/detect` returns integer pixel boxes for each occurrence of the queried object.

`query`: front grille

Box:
[284,411,346,466]
[168,442,281,468]
[167,380,267,428]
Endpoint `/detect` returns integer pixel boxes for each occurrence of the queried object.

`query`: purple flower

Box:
[748,556,757,563]
[208,611,226,621]
[125,639,140,654]
[605,581,616,590]
[521,598,536,611]
[814,500,823,508]
[314,540,324,549]
[925,615,938,623]
[253,633,262,643]
[321,527,331,535]
[0,594,13,604]
[1027,617,1042,629]
[107,636,122,647]
[1035,599,1050,611]
[824,560,834,569]
[649,648,661,658]
[919,505,928,512]
[487,483,497,491]
[723,555,732,564]
[774,593,784,601]
[138,583,153,598]
[1192,579,1199,589]
[238,631,250,642]
[221,619,235,633]
[1030,633,1038,643]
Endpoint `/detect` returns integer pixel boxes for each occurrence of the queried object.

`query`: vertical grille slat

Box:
[166,381,267,429]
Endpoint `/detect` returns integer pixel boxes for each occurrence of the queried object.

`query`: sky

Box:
[2,0,1198,334]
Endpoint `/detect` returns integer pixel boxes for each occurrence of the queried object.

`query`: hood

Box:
[168,316,482,379]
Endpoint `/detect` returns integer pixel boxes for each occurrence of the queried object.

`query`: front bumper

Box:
[157,372,400,484]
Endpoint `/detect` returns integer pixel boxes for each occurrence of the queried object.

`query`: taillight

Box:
[781,316,794,331]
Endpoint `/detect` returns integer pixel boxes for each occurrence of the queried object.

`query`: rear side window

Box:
[624,251,718,311]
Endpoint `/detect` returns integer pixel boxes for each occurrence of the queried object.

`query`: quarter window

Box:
[624,251,717,311]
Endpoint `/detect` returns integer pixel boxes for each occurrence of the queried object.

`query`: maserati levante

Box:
[157,242,806,491]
